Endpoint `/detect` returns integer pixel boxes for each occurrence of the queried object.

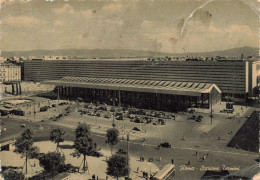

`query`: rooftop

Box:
[43,76,221,97]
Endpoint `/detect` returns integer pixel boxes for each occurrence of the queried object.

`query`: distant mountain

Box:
[1,46,258,58]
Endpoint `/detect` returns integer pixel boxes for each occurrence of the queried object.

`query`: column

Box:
[19,82,22,95]
[15,83,19,95]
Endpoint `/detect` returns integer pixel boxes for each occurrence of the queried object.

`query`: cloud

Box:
[53,4,74,14]
[53,20,64,26]
[177,24,258,52]
[81,9,94,19]
[3,16,46,26]
[102,3,122,12]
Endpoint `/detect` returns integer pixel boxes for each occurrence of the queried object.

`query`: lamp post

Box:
[57,86,60,104]
[210,93,213,125]
[126,131,132,179]
[112,97,116,128]
[33,102,36,122]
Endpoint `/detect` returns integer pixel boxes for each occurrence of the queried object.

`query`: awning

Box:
[43,76,222,97]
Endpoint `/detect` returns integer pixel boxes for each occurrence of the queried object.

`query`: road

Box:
[0,99,259,179]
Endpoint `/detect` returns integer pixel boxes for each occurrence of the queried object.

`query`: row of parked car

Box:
[0,109,25,116]
[128,108,174,119]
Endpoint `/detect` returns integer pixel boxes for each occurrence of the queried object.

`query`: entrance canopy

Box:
[43,76,221,97]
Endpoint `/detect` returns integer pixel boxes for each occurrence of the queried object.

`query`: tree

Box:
[73,136,96,173]
[14,129,38,174]
[38,152,65,178]
[2,169,25,180]
[75,123,91,139]
[106,128,119,155]
[72,122,96,173]
[49,128,66,150]
[107,154,128,180]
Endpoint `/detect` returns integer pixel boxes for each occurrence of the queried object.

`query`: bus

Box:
[152,164,175,180]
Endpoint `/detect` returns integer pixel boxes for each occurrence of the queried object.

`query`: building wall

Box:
[0,64,21,82]
[24,60,247,95]
[251,61,260,89]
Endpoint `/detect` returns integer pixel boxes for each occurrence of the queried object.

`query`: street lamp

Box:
[126,131,132,179]
[210,93,213,125]
[111,96,118,128]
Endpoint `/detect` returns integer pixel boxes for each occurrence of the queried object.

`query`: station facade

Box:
[44,76,222,112]
[24,60,259,101]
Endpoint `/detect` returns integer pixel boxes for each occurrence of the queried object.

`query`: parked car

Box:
[198,115,203,119]
[188,109,195,113]
[195,118,201,122]
[116,148,126,155]
[104,113,111,118]
[65,107,71,111]
[115,113,123,120]
[189,115,196,120]
[11,109,25,116]
[158,119,166,125]
[159,142,171,148]
[40,106,49,112]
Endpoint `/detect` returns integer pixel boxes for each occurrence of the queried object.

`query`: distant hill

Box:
[1,46,258,58]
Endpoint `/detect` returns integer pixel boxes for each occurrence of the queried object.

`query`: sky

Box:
[0,0,259,53]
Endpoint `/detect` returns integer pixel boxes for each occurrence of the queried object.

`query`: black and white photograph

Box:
[0,0,259,179]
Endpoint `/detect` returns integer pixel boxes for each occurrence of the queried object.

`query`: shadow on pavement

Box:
[227,111,259,153]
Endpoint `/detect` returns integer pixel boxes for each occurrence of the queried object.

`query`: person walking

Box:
[171,158,174,164]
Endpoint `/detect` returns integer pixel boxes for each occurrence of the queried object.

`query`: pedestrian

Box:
[203,155,206,161]
[195,151,197,156]
[171,158,174,164]
[188,160,190,165]
[137,167,139,173]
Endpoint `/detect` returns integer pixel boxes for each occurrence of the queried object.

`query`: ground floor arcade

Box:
[47,76,222,112]
[59,87,215,111]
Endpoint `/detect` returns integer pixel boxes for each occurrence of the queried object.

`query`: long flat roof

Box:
[43,76,221,97]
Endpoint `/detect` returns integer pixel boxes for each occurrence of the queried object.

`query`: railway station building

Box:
[44,76,222,112]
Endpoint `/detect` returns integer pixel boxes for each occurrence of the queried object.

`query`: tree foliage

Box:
[75,123,91,139]
[74,136,96,157]
[38,152,65,176]
[73,122,96,173]
[106,128,119,155]
[21,128,33,140]
[73,136,96,172]
[14,129,38,174]
[107,154,128,179]
[2,169,24,180]
[50,128,65,148]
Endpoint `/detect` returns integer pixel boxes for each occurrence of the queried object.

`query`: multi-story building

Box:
[24,59,259,99]
[0,63,21,82]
